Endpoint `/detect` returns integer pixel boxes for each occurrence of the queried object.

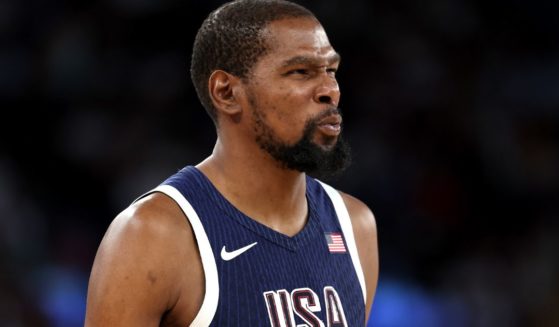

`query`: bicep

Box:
[85,210,179,326]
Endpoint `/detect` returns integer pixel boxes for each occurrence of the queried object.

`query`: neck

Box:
[197,137,308,236]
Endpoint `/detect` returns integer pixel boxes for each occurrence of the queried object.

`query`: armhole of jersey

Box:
[137,185,219,327]
[318,181,367,304]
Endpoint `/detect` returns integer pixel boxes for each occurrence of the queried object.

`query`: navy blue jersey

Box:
[147,166,366,326]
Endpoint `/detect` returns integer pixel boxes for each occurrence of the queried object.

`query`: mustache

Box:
[309,107,342,125]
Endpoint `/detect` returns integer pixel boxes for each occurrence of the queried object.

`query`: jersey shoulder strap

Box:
[317,180,367,304]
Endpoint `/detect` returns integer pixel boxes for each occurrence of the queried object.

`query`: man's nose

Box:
[313,75,340,106]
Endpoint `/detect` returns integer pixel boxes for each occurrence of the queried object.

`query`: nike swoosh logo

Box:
[221,242,258,261]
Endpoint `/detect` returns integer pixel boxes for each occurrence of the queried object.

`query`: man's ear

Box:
[208,70,243,119]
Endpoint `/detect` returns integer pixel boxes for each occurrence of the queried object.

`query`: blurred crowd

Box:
[1,0,558,326]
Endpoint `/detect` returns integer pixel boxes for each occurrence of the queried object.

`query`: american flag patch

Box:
[325,232,346,253]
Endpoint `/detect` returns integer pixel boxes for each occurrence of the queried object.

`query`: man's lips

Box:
[317,114,342,136]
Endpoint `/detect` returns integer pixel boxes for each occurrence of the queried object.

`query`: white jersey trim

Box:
[141,185,219,327]
[318,181,367,304]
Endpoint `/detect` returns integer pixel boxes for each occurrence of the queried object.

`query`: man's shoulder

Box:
[338,191,377,231]
[101,192,194,261]
[113,192,190,240]
[85,192,202,325]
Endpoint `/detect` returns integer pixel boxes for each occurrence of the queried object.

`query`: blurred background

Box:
[1,0,558,326]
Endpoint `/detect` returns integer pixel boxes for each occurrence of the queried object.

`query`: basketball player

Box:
[85,0,378,325]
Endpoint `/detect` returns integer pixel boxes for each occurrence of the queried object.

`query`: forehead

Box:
[258,17,338,66]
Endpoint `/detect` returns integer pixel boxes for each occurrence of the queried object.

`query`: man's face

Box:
[243,17,350,178]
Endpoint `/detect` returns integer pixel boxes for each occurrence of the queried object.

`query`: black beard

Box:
[253,107,352,180]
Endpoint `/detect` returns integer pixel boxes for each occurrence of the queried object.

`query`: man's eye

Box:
[327,68,337,75]
[288,69,308,75]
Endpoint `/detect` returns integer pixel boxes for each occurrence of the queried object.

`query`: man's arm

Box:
[341,192,379,322]
[85,193,204,326]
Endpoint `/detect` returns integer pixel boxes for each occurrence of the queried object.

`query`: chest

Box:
[201,216,364,326]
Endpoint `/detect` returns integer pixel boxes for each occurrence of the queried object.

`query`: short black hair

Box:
[190,0,316,124]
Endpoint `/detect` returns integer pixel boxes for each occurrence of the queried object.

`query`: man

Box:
[85,0,378,326]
